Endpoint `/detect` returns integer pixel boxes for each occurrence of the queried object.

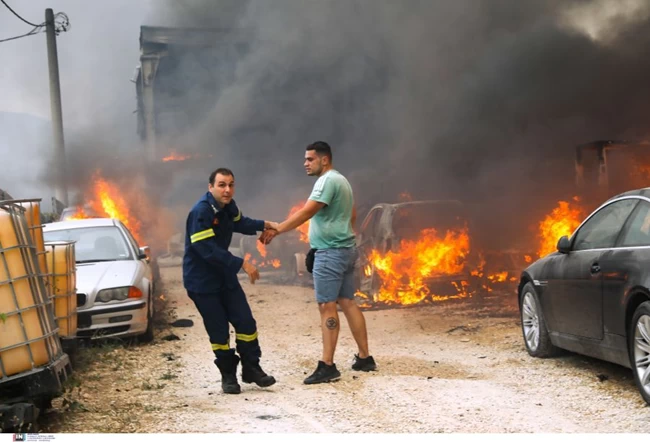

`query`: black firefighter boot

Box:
[215,351,241,394]
[242,360,276,387]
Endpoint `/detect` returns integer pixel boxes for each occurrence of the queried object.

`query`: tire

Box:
[628,301,650,405]
[520,282,557,357]
[138,292,155,343]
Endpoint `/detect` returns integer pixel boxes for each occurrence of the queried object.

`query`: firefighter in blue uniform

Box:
[183,167,276,394]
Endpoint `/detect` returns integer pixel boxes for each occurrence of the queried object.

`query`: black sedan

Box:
[519,188,650,404]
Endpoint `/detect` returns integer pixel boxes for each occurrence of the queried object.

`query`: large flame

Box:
[538,197,585,258]
[67,173,143,243]
[366,226,471,305]
[288,201,310,243]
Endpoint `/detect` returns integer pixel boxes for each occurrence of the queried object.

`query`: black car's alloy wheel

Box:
[629,301,650,405]
[520,282,556,358]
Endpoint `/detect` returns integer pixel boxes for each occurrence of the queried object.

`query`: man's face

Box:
[304,150,326,176]
[208,173,235,207]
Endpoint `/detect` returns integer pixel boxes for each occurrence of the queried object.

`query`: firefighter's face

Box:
[304,150,328,176]
[209,173,235,207]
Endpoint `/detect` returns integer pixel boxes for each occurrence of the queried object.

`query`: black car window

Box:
[573,199,637,251]
[619,201,650,247]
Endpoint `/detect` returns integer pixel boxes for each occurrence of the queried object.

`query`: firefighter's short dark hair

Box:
[306,141,332,162]
[209,168,235,184]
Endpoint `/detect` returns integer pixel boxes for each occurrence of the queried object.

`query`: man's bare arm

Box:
[277,200,324,234]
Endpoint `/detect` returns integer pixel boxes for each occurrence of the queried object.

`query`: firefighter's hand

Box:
[259,228,279,245]
[242,261,260,284]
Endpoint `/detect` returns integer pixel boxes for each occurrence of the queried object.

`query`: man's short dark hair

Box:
[306,141,332,161]
[209,168,235,185]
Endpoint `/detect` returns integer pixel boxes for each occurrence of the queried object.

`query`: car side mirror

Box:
[557,236,571,254]
[139,246,151,262]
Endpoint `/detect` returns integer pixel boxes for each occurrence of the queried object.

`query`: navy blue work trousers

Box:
[187,282,262,365]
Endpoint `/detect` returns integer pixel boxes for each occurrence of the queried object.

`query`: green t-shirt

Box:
[308,170,356,249]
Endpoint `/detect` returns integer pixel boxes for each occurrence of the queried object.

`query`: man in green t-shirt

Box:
[261,141,376,384]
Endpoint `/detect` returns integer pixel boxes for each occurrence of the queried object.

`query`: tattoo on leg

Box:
[326,317,338,330]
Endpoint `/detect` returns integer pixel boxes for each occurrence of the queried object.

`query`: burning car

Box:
[43,218,155,341]
[356,200,477,305]
[519,187,650,405]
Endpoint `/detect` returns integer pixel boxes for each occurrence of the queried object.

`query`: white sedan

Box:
[43,218,155,341]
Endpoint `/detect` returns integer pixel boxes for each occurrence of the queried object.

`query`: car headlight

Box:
[96,286,143,303]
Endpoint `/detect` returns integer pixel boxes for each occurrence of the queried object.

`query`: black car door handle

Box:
[591,263,601,274]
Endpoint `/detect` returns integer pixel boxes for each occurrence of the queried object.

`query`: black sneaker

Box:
[304,361,341,384]
[352,354,377,372]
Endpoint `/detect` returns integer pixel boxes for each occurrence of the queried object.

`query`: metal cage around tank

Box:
[0,201,63,381]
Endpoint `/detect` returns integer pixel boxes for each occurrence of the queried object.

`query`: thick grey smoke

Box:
[0,0,148,209]
[3,0,650,250]
[144,0,650,247]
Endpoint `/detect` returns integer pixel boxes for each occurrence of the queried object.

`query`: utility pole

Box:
[45,8,68,206]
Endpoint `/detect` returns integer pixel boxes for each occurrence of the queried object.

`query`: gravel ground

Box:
[41,264,650,433]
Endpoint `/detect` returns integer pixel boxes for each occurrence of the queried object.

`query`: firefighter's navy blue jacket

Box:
[183,192,264,293]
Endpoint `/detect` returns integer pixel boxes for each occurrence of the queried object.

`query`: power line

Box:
[0,25,41,43]
[0,11,70,44]
[0,0,43,28]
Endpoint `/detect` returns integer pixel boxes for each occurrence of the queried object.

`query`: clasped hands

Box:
[259,220,280,245]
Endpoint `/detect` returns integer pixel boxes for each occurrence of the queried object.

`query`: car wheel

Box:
[138,291,155,343]
[628,301,650,405]
[520,282,556,357]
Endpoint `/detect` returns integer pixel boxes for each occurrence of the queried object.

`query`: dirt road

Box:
[42,264,650,433]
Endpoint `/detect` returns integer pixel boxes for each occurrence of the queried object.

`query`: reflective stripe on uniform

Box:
[235,331,258,342]
[211,342,230,351]
[233,209,242,222]
[190,229,215,243]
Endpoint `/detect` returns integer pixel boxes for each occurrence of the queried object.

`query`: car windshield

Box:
[44,226,132,262]
[392,203,467,240]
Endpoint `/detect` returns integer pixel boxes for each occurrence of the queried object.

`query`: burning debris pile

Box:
[360,226,472,306]
[355,196,590,308]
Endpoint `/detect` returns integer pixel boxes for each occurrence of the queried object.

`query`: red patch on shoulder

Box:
[213,218,219,226]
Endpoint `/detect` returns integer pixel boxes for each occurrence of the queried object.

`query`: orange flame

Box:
[68,209,91,220]
[487,271,509,283]
[256,241,267,258]
[470,253,486,278]
[162,152,192,162]
[288,201,310,243]
[367,226,471,305]
[67,174,143,243]
[538,197,585,258]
